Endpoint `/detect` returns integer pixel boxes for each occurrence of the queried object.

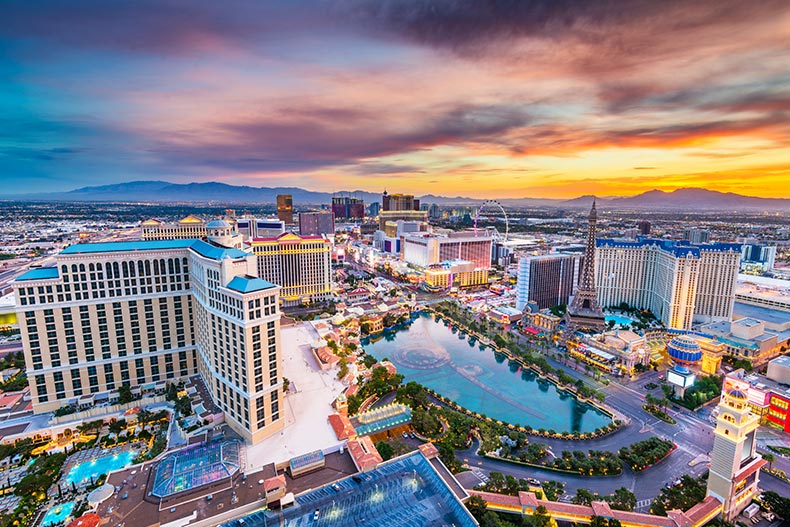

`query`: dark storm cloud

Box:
[153,102,532,172]
[0,1,326,54]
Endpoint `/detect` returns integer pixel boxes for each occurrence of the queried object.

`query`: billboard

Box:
[667,370,696,388]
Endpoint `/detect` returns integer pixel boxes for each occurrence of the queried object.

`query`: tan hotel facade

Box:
[13,239,284,444]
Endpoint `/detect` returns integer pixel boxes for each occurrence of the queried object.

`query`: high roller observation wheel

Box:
[473,199,508,242]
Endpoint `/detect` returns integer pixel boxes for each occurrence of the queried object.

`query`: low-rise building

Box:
[571,329,650,375]
[766,355,790,384]
[699,318,789,366]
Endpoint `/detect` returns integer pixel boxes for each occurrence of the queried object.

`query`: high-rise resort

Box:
[14,237,283,444]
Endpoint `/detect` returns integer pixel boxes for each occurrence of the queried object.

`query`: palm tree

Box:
[762,452,775,472]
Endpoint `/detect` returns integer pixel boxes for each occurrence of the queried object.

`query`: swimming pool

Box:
[364,313,610,433]
[64,450,137,486]
[606,314,634,327]
[41,501,75,526]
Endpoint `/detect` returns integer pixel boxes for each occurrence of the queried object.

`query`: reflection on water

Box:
[364,313,610,433]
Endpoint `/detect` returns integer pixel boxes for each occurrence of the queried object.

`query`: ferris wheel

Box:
[473,200,508,241]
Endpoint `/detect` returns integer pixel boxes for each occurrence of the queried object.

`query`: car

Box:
[527,478,541,486]
[331,483,341,491]
[402,432,408,439]
[314,509,321,521]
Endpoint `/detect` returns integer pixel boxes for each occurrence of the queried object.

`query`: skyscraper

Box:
[638,220,651,236]
[13,239,283,444]
[382,191,420,211]
[250,233,332,306]
[331,197,365,220]
[706,388,764,521]
[276,194,294,224]
[564,202,607,332]
[516,254,583,311]
[596,239,741,329]
[684,228,710,244]
[299,211,335,236]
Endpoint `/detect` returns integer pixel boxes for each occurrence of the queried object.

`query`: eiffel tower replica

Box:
[564,200,607,333]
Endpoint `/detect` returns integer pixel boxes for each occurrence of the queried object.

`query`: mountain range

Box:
[4,181,789,211]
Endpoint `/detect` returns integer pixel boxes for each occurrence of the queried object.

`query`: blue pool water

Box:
[364,313,610,433]
[41,501,75,526]
[606,314,634,326]
[64,450,137,486]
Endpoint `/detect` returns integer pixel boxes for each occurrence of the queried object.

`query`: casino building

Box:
[249,232,332,307]
[595,239,741,330]
[13,238,284,444]
[141,215,207,241]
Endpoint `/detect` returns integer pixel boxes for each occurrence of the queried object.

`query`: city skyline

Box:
[1,1,789,198]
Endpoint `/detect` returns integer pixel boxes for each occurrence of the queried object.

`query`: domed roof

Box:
[668,335,700,351]
[206,218,231,229]
[727,388,747,400]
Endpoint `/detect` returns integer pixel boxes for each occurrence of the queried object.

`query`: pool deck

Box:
[59,442,141,487]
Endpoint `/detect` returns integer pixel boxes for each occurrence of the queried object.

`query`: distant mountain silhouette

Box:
[4,181,788,210]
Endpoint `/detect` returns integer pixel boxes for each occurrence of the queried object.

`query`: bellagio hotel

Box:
[13,238,284,444]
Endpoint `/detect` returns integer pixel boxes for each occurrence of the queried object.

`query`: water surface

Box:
[364,313,610,433]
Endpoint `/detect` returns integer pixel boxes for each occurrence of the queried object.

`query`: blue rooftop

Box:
[61,239,195,254]
[189,239,249,260]
[58,239,249,261]
[596,238,741,258]
[225,275,276,294]
[16,267,59,281]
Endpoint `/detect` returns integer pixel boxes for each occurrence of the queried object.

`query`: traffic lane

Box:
[457,435,706,503]
[459,446,709,503]
[759,471,790,496]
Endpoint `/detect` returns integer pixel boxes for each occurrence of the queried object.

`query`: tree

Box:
[109,418,128,435]
[375,441,394,461]
[763,491,790,520]
[590,516,609,527]
[532,505,554,527]
[465,495,489,521]
[118,384,134,405]
[609,487,637,511]
[166,383,179,402]
[572,488,595,506]
[762,452,775,472]
[175,395,192,417]
[137,409,153,430]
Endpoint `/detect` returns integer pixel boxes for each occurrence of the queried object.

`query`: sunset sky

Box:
[1,1,789,198]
